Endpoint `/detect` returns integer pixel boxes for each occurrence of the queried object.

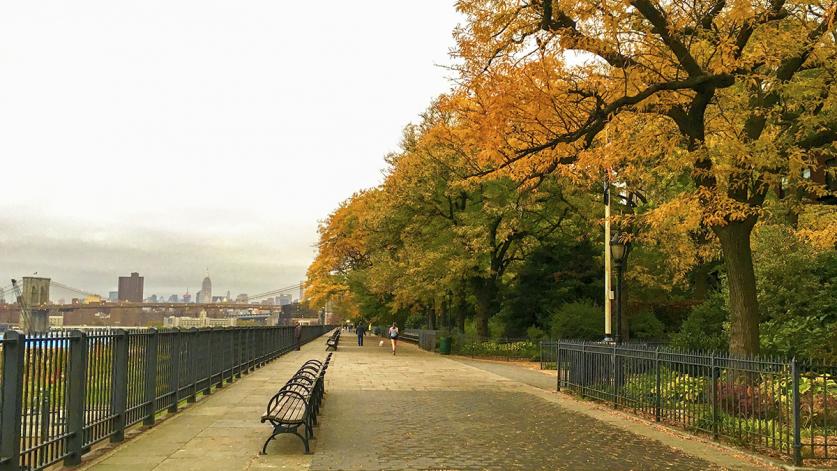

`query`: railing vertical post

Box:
[0,331,25,471]
[556,340,561,392]
[64,330,88,466]
[710,352,718,439]
[236,329,247,379]
[654,347,661,422]
[204,328,213,395]
[791,357,802,466]
[168,329,182,413]
[187,328,198,403]
[232,328,238,378]
[241,329,248,375]
[245,329,253,373]
[580,342,586,398]
[250,328,255,368]
[235,329,242,379]
[143,328,159,426]
[217,328,226,389]
[240,328,246,377]
[110,329,129,443]
[612,343,618,408]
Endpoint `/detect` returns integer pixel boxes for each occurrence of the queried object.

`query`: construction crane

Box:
[11,279,32,333]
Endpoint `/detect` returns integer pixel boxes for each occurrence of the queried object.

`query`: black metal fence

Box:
[0,325,333,471]
[540,340,835,466]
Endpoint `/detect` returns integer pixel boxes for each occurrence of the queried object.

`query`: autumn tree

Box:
[308,106,585,336]
[305,189,385,320]
[453,0,837,354]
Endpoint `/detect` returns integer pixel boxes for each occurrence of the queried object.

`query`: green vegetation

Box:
[306,1,837,362]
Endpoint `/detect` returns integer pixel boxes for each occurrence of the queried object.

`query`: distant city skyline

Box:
[1,268,304,303]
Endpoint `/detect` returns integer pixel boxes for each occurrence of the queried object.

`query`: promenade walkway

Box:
[77,335,776,471]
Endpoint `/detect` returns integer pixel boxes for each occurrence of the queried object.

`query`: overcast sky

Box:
[0,1,460,298]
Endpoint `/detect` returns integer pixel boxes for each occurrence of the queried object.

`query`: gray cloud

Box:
[0,220,314,298]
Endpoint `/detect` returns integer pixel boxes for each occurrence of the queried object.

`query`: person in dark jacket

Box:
[356,321,366,346]
[294,321,302,351]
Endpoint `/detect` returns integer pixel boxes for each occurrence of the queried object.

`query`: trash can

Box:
[439,336,451,355]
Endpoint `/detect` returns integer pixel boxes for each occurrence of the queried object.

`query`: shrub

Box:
[629,310,665,340]
[526,325,547,341]
[622,368,707,403]
[488,316,506,339]
[550,300,603,340]
[669,292,728,351]
[716,382,775,418]
[753,226,837,363]
[457,338,538,359]
[405,312,425,329]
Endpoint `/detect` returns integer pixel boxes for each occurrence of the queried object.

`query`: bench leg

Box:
[261,425,312,455]
[260,431,279,455]
[306,417,315,439]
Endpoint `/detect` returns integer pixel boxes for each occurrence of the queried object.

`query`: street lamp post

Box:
[610,233,630,344]
[603,182,613,343]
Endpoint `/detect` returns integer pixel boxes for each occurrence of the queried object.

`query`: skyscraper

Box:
[201,275,212,303]
[118,272,143,302]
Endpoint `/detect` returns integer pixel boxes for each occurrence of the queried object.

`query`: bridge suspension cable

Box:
[0,283,16,299]
[247,282,303,301]
[49,281,99,298]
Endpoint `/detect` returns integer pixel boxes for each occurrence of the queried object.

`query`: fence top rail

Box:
[544,339,836,371]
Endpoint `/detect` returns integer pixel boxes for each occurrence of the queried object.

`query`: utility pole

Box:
[604,180,613,342]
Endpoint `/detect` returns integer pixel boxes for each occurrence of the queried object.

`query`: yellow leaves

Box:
[796,205,837,250]
[305,189,386,309]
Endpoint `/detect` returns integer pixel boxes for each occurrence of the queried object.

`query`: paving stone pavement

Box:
[78,334,775,471]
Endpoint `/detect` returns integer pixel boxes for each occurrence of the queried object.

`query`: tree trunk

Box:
[427,304,436,330]
[455,293,467,334]
[471,277,497,338]
[713,219,760,355]
[691,261,716,300]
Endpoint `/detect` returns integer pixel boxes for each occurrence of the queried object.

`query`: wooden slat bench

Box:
[325,330,340,351]
[260,353,333,454]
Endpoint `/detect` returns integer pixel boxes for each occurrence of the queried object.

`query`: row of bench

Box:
[325,329,340,350]
[260,352,333,454]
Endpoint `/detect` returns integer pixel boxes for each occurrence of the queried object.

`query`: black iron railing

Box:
[540,340,835,466]
[0,325,334,471]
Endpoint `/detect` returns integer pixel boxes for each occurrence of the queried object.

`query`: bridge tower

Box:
[21,276,50,333]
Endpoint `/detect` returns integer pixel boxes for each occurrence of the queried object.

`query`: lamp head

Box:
[610,233,630,262]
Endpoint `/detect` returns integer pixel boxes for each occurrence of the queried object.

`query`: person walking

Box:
[388,322,399,355]
[294,321,302,351]
[356,321,366,346]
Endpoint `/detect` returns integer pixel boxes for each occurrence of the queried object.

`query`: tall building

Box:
[182,291,192,303]
[118,272,144,302]
[168,294,179,302]
[278,294,293,306]
[201,275,212,304]
[108,291,119,302]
